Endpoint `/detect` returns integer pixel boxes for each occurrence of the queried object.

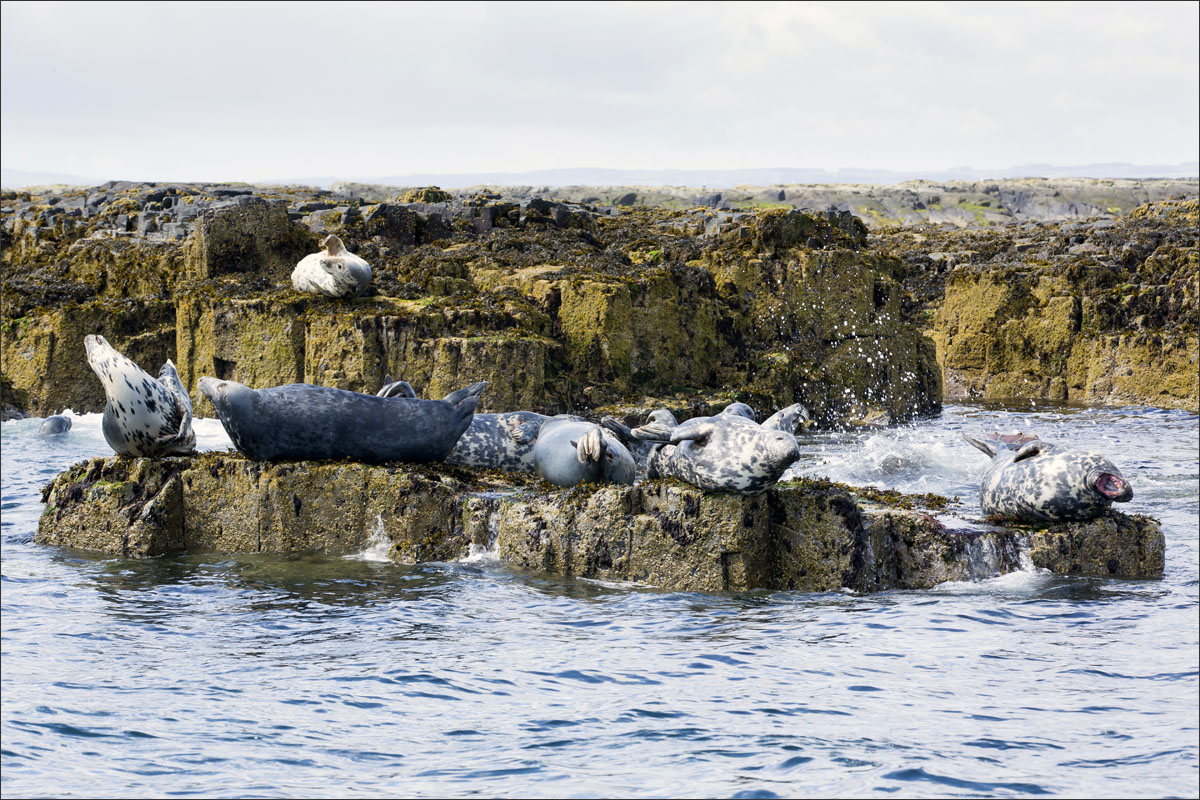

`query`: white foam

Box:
[344,514,393,562]
[459,541,500,565]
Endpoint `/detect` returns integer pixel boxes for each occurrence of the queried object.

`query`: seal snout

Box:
[768,431,801,466]
[83,334,112,363]
[1095,472,1133,502]
[197,377,225,405]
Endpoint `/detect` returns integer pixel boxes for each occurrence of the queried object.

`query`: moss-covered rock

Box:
[888,198,1198,411]
[37,455,1166,590]
[0,299,175,415]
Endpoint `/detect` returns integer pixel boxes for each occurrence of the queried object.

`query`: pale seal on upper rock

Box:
[964,432,1133,523]
[291,234,372,297]
[84,334,195,457]
[199,378,486,463]
[646,413,800,494]
[38,415,73,436]
[533,417,636,487]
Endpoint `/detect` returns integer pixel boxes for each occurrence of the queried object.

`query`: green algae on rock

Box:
[38,455,1165,589]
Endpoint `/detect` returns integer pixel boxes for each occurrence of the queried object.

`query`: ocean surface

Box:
[2,402,1197,798]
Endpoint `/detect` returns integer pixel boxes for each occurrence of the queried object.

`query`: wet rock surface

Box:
[38,455,1165,589]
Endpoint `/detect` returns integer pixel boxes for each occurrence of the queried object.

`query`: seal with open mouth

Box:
[964,432,1133,523]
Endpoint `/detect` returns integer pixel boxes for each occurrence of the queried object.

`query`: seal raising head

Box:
[84,334,195,457]
[964,432,1133,523]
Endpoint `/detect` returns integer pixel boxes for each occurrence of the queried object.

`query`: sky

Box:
[1,0,1197,183]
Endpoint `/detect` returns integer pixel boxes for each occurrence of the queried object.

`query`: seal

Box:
[760,403,810,436]
[964,432,1133,522]
[84,334,195,457]
[446,411,549,472]
[646,413,800,494]
[719,402,757,421]
[291,234,372,297]
[37,415,73,436]
[198,377,486,463]
[533,417,636,487]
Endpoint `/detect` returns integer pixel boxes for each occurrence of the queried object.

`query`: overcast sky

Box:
[1,0,1197,182]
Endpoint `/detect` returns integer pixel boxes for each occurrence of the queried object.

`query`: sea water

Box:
[2,402,1197,797]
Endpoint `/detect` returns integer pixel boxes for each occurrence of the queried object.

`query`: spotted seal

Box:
[646,413,800,494]
[964,432,1133,522]
[533,418,636,487]
[199,378,486,463]
[84,334,195,457]
[446,411,549,472]
[37,415,73,436]
[291,234,372,297]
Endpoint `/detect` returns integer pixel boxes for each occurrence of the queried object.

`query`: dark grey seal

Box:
[533,418,636,487]
[84,334,195,457]
[38,415,73,436]
[646,414,800,494]
[199,377,486,463]
[964,432,1133,523]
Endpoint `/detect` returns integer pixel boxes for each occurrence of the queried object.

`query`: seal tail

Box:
[600,417,638,446]
[962,433,999,458]
[441,381,489,408]
[377,378,417,399]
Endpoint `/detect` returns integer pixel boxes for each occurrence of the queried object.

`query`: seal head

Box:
[38,415,73,436]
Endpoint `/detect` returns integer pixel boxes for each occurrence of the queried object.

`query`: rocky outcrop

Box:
[884,199,1199,411]
[3,183,941,424]
[38,455,1165,589]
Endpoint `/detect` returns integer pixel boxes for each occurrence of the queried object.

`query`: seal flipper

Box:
[377,379,416,399]
[670,419,715,446]
[154,359,196,452]
[440,381,489,407]
[509,419,543,446]
[600,416,637,445]
[157,359,191,411]
[571,427,607,464]
[1012,441,1045,463]
[963,433,999,458]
